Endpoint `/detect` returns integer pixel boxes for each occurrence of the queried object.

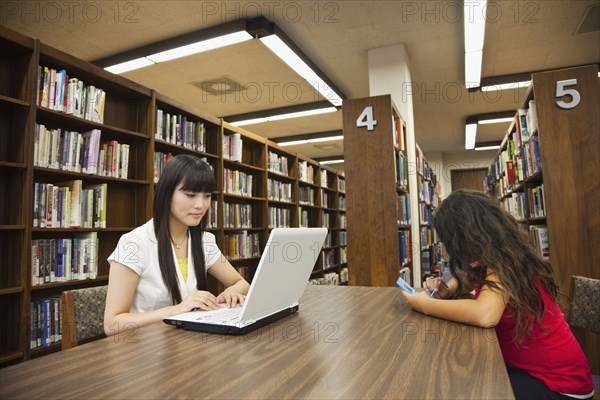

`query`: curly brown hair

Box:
[432,189,558,343]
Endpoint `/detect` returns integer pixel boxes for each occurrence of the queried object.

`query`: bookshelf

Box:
[415,144,442,279]
[0,26,348,367]
[342,94,413,287]
[484,65,599,373]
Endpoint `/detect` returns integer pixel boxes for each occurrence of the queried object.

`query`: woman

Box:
[104,154,249,335]
[402,189,593,400]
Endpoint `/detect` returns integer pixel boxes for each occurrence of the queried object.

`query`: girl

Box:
[104,154,249,335]
[402,189,593,400]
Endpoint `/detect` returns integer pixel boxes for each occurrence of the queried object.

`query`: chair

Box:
[61,285,108,350]
[569,276,600,395]
[570,276,600,334]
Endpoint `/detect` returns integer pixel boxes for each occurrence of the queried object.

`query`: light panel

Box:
[465,123,477,150]
[260,35,343,107]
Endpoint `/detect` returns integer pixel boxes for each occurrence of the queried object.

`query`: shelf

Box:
[36,107,148,140]
[524,170,543,183]
[0,351,24,364]
[267,199,295,206]
[33,166,150,185]
[227,256,261,263]
[0,225,25,230]
[32,227,136,233]
[223,193,265,201]
[528,216,547,222]
[223,158,264,172]
[0,161,27,170]
[0,95,29,108]
[0,287,24,296]
[30,342,61,358]
[31,276,109,291]
[154,139,219,160]
[267,170,296,182]
[223,227,264,232]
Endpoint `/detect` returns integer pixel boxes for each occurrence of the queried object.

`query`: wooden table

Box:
[0,286,514,399]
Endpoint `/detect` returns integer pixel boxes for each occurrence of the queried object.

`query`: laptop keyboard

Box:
[195,306,241,322]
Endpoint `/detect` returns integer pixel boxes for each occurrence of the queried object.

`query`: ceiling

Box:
[3,1,599,161]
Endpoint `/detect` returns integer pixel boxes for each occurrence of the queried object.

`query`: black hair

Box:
[153,154,215,304]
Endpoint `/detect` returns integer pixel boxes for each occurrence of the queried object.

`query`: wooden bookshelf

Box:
[0,26,348,367]
[485,65,599,374]
[343,94,413,287]
[415,144,442,279]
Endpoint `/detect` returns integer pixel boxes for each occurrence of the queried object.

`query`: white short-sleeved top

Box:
[107,219,222,312]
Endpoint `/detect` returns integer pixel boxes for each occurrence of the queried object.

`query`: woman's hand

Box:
[423,276,453,299]
[217,288,246,308]
[177,290,220,313]
[401,290,431,314]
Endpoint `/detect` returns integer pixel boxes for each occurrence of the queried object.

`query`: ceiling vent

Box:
[192,76,245,95]
[575,3,600,34]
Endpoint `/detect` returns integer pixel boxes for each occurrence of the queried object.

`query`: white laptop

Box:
[163,227,328,335]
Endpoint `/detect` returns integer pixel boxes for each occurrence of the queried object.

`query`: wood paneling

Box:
[343,95,400,286]
[450,168,488,192]
[532,65,600,374]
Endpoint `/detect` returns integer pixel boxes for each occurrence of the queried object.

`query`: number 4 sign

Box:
[356,106,377,131]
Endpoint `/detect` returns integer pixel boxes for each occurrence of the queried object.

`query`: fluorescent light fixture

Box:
[464,1,487,52]
[260,35,343,107]
[481,81,531,91]
[465,123,477,150]
[146,31,252,63]
[105,57,155,74]
[475,145,501,151]
[278,135,344,147]
[464,0,486,88]
[465,50,483,89]
[319,159,344,165]
[231,106,337,126]
[478,117,514,124]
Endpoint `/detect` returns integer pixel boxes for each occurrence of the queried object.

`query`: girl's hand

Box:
[423,276,452,299]
[217,289,246,308]
[401,290,431,315]
[178,290,220,312]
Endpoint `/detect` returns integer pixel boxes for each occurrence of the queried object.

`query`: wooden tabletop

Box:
[0,285,513,399]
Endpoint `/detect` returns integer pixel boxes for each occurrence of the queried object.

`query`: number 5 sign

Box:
[555,79,581,109]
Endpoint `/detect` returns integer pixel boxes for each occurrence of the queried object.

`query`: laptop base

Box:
[164,305,299,335]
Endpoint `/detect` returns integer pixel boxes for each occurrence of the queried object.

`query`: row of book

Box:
[298,207,312,228]
[322,249,336,269]
[30,297,62,349]
[528,184,547,219]
[420,226,434,248]
[397,193,411,226]
[37,66,106,124]
[223,232,260,260]
[223,133,243,162]
[418,177,438,206]
[267,151,291,176]
[33,181,106,229]
[502,192,527,221]
[340,246,347,264]
[398,231,412,266]
[339,214,347,229]
[529,225,549,260]
[154,152,214,183]
[268,206,291,228]
[155,109,208,152]
[299,187,316,206]
[309,268,349,285]
[338,178,345,193]
[512,100,538,150]
[206,201,218,229]
[339,195,346,211]
[395,150,408,189]
[324,232,333,247]
[224,168,254,197]
[298,161,316,184]
[267,179,292,202]
[393,116,406,152]
[224,203,253,229]
[340,230,346,246]
[399,266,412,286]
[31,234,99,285]
[34,126,130,179]
[419,202,433,225]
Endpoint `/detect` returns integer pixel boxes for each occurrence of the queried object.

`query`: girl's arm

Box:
[208,256,250,308]
[103,261,220,336]
[403,270,509,328]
